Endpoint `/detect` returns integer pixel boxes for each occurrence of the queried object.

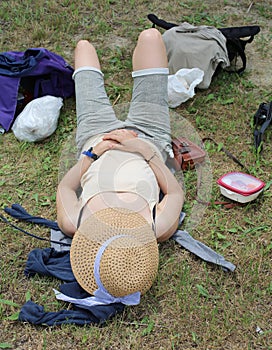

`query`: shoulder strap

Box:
[253,101,272,151]
[202,137,249,172]
[225,38,247,74]
[147,14,260,39]
[4,203,59,230]
[219,26,260,39]
[0,213,71,247]
[77,205,86,229]
[147,13,177,30]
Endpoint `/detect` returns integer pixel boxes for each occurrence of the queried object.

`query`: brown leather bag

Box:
[171,137,206,171]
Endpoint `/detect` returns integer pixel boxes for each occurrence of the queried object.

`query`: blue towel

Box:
[19,247,125,326]
[19,300,124,326]
[24,247,75,281]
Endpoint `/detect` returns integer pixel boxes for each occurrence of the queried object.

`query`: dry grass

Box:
[0,1,271,349]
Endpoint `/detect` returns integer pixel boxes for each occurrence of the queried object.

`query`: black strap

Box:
[225,38,247,74]
[152,205,157,234]
[77,205,86,229]
[202,137,249,172]
[219,26,260,39]
[0,214,71,246]
[147,13,177,30]
[253,101,272,151]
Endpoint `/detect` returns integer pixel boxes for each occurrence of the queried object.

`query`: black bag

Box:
[147,14,260,74]
[253,101,272,151]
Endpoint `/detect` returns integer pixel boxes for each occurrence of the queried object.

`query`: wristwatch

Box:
[82,147,99,160]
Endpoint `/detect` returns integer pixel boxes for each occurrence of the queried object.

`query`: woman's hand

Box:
[92,138,119,157]
[103,129,138,142]
[91,130,138,157]
[103,129,154,159]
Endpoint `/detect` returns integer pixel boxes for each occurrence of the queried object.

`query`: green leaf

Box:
[206,93,215,101]
[191,332,197,342]
[0,343,13,349]
[32,193,39,203]
[221,242,232,251]
[217,142,224,151]
[0,299,20,308]
[220,97,234,105]
[6,312,19,321]
[25,291,31,302]
[141,319,155,336]
[217,232,227,240]
[196,284,210,298]
[265,243,272,254]
[264,180,272,191]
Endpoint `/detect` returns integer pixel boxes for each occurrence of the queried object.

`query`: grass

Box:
[0,0,271,349]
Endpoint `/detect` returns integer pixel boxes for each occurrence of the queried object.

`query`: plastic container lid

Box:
[217,172,265,196]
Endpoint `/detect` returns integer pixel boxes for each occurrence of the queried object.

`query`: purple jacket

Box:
[0,48,75,131]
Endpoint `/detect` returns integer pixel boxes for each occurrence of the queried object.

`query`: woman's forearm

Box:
[56,157,94,235]
[146,153,183,195]
[139,142,184,241]
[58,157,94,191]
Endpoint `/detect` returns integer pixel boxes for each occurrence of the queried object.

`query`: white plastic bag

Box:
[12,95,63,142]
[168,68,204,108]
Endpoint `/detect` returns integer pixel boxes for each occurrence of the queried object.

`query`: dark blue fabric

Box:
[0,49,44,76]
[21,248,125,326]
[4,203,60,230]
[18,300,124,326]
[5,202,235,325]
[60,281,90,298]
[24,248,75,282]
[0,48,75,131]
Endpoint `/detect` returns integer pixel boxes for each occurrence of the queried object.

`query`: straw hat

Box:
[70,207,159,298]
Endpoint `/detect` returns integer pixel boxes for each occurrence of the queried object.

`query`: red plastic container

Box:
[217,172,265,203]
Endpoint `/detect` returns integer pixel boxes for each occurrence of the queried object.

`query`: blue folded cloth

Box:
[24,247,75,281]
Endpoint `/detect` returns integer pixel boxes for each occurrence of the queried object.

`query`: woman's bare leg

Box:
[74,39,101,70]
[132,28,168,71]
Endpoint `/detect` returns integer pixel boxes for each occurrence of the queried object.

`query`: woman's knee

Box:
[75,39,96,53]
[74,40,100,70]
[137,28,162,44]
